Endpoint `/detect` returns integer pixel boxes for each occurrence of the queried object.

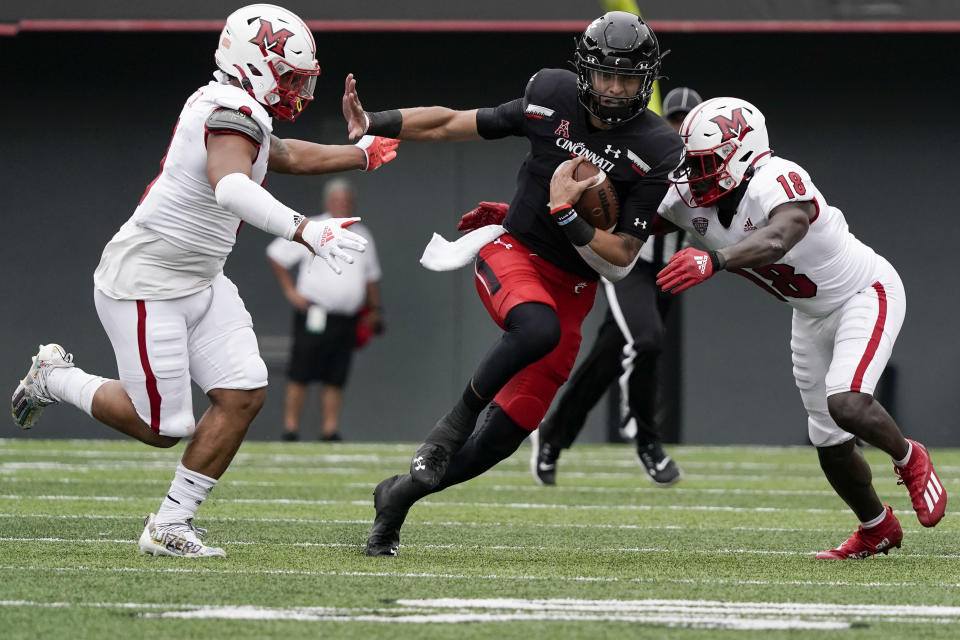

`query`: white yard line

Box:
[0,476,844,496]
[6,462,950,486]
[0,493,870,514]
[3,512,950,534]
[1,566,957,592]
[3,536,959,558]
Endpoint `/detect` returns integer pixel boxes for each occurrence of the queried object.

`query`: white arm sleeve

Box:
[575,244,641,283]
[214,172,304,240]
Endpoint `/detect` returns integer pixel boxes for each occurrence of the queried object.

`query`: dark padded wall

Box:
[2,31,957,445]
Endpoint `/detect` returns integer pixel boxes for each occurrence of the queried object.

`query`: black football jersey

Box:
[478,68,682,280]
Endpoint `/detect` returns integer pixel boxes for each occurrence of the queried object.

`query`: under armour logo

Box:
[574,282,588,294]
[494,238,513,250]
[634,218,646,229]
[412,456,426,471]
[604,144,621,158]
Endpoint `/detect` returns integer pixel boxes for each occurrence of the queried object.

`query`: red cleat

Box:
[895,439,947,527]
[816,505,903,560]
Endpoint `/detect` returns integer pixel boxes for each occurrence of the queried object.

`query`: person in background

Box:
[267,178,383,442]
[530,87,703,487]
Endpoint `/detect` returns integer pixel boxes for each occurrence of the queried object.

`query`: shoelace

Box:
[185,519,207,538]
[894,464,911,487]
[156,520,206,543]
[30,352,75,402]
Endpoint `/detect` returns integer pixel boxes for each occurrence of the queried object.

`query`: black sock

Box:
[421,393,483,454]
[437,405,530,490]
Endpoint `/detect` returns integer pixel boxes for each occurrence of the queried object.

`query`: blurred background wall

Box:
[2,4,958,445]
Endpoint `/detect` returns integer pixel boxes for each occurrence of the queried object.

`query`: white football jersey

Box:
[95,81,272,300]
[658,156,883,317]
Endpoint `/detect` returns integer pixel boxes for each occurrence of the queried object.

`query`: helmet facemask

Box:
[573,12,663,126]
[674,143,738,207]
[247,58,319,122]
[576,60,657,126]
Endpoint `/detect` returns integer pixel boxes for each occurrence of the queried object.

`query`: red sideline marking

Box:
[850,282,887,392]
[6,19,960,35]
[136,301,162,433]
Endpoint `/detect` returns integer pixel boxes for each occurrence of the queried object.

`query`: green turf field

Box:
[0,437,957,638]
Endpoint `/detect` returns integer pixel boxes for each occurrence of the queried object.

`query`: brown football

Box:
[572,161,619,231]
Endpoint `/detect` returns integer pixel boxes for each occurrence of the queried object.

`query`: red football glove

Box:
[656,247,719,294]
[456,201,509,233]
[355,135,399,171]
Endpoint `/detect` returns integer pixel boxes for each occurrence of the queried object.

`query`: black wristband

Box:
[366,110,402,138]
[707,250,725,271]
[551,206,596,247]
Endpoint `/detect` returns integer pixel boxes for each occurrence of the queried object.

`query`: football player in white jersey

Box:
[654,97,945,559]
[10,4,399,558]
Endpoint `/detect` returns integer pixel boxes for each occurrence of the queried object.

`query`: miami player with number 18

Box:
[655,97,946,559]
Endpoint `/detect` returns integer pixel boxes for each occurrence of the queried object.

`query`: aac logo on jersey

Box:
[249,18,294,57]
[692,217,709,235]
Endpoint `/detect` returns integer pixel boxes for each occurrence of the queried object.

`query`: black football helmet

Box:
[574,12,662,126]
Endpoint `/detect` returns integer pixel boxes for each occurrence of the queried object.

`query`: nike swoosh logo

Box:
[538,462,555,471]
[655,456,672,472]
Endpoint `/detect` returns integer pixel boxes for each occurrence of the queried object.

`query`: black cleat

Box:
[409,442,449,489]
[365,475,409,557]
[529,429,560,486]
[636,441,682,487]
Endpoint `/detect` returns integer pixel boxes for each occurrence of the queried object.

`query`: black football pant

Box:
[539,261,672,450]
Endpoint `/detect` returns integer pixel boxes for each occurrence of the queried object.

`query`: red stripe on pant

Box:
[850,282,887,392]
[136,300,162,432]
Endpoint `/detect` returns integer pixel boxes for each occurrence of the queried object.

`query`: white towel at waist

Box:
[419,224,506,272]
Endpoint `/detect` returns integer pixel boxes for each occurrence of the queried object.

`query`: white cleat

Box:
[138,513,226,558]
[11,343,74,429]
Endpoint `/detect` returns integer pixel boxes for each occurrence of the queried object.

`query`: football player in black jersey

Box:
[344,12,683,557]
[532,87,704,489]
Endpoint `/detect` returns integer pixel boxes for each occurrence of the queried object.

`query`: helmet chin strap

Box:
[716,171,754,227]
[596,101,634,124]
[590,91,643,125]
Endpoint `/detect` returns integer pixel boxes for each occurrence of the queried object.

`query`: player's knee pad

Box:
[505,302,561,362]
[807,410,855,448]
[241,354,269,391]
[158,409,197,439]
[497,393,549,431]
